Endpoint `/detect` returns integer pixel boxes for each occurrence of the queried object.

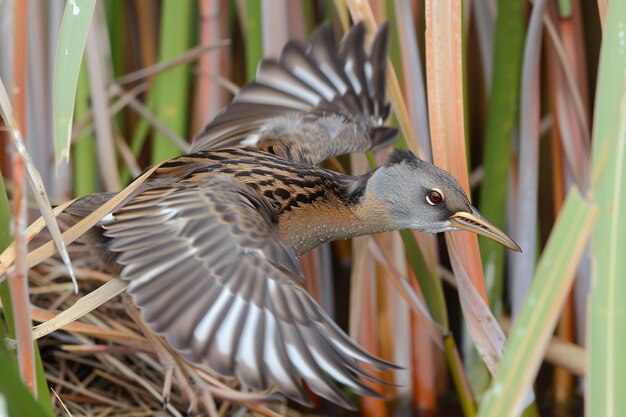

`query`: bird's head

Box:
[361,149,520,251]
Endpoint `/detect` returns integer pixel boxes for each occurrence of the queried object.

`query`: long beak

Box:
[448,207,521,252]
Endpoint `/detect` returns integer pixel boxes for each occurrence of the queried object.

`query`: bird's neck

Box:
[276,184,395,257]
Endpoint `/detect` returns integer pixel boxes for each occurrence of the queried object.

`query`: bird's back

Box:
[153,147,357,215]
[67,146,368,263]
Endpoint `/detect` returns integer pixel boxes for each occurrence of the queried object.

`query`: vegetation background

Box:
[0,0,623,416]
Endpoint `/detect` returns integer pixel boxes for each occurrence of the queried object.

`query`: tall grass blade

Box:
[400,230,448,328]
[478,188,596,417]
[85,4,121,192]
[2,3,55,405]
[0,78,77,287]
[588,0,626,414]
[195,0,231,131]
[425,0,488,302]
[262,0,290,56]
[240,0,263,81]
[471,1,495,93]
[479,0,525,311]
[151,0,196,164]
[72,63,97,196]
[0,172,9,253]
[393,0,431,158]
[52,0,96,164]
[0,324,52,417]
[509,0,548,316]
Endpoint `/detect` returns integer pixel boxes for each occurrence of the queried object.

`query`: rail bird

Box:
[67,22,520,409]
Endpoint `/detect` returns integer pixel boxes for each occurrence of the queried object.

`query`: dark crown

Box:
[386,148,420,166]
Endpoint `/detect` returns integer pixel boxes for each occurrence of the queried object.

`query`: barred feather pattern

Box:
[63,22,409,410]
[98,172,396,409]
[191,22,398,165]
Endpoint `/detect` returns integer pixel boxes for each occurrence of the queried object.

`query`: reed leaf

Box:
[52,0,96,164]
[588,0,626,414]
[72,63,97,196]
[400,230,448,328]
[509,0,548,316]
[478,188,596,417]
[0,77,54,417]
[151,0,196,164]
[479,0,525,311]
[0,77,76,287]
[240,0,263,82]
[0,172,9,252]
[0,323,52,417]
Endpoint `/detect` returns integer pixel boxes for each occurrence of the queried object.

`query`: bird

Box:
[65,21,520,409]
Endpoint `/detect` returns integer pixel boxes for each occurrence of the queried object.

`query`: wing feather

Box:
[101,175,395,408]
[191,22,398,165]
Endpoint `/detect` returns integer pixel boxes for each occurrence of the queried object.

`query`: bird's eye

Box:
[426,188,444,205]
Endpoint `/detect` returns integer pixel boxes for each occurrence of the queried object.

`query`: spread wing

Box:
[101,175,393,408]
[191,22,398,165]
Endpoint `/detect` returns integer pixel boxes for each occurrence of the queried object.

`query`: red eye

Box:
[426,189,444,205]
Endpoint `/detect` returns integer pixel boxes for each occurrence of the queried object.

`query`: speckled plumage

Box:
[67,22,400,409]
[65,22,519,410]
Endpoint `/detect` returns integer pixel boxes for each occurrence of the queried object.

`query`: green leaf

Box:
[478,0,525,312]
[400,230,448,329]
[151,0,196,164]
[588,1,626,415]
[0,173,53,416]
[477,188,596,417]
[241,0,263,82]
[0,325,52,417]
[72,63,97,197]
[53,0,96,164]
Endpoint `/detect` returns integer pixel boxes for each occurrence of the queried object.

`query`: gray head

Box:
[362,149,520,251]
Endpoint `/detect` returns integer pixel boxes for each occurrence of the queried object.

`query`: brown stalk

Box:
[342,1,443,276]
[348,235,369,347]
[31,308,147,346]
[357,260,388,416]
[368,237,447,412]
[133,0,158,78]
[368,237,443,340]
[543,14,590,191]
[376,233,403,398]
[193,0,231,133]
[393,0,432,157]
[343,3,447,411]
[85,3,121,192]
[262,0,290,57]
[300,249,323,303]
[9,0,36,394]
[596,0,607,31]
[546,0,591,403]
[410,280,437,412]
[425,0,488,303]
[45,373,132,409]
[547,6,574,404]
